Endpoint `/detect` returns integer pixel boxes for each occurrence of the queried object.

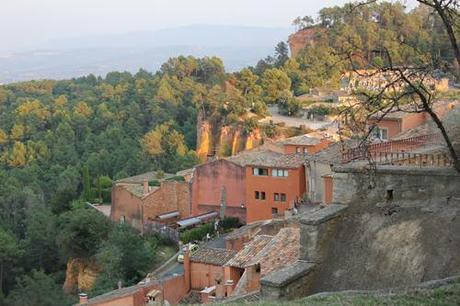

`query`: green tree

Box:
[82,165,91,201]
[261,68,292,104]
[275,42,290,67]
[5,270,75,306]
[0,229,22,295]
[57,207,111,260]
[93,225,157,293]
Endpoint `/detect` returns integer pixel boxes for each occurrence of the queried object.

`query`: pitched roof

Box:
[123,185,159,198]
[116,171,174,184]
[226,150,306,169]
[310,140,359,164]
[225,235,273,268]
[249,227,300,276]
[190,247,237,266]
[282,134,322,146]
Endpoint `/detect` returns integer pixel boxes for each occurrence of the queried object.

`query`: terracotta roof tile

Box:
[190,247,237,266]
[226,150,306,169]
[116,171,174,184]
[225,235,273,268]
[252,227,300,276]
[282,134,322,146]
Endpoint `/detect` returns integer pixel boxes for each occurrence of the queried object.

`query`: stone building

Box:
[111,172,191,231]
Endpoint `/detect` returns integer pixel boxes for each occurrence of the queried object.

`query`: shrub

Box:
[166,176,185,182]
[148,180,160,187]
[180,223,215,244]
[221,217,241,230]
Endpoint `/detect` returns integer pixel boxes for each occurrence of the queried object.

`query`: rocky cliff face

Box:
[196,120,263,161]
[63,258,100,294]
[195,109,266,161]
[288,27,324,58]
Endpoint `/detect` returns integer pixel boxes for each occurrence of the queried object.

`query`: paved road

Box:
[154,234,227,278]
[260,106,336,130]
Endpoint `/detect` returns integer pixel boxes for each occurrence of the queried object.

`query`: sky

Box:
[1,0,418,51]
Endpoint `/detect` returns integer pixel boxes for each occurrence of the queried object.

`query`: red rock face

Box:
[288,27,323,58]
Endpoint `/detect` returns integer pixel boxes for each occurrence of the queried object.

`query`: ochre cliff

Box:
[63,258,100,294]
[288,27,324,58]
[196,121,263,161]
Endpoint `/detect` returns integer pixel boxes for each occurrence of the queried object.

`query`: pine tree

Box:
[82,165,91,202]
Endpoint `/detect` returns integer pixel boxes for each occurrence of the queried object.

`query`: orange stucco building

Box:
[227,150,307,223]
[190,159,247,222]
[367,111,428,140]
[282,134,332,154]
[111,172,191,231]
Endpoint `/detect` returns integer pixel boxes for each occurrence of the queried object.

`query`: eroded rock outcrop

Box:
[63,258,100,294]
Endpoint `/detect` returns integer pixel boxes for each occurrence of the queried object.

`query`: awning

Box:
[147,289,160,298]
[177,217,202,228]
[196,211,218,221]
[157,211,180,220]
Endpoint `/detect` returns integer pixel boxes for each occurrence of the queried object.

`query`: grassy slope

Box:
[228,282,460,306]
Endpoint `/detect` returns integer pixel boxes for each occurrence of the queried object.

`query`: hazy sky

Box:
[1,0,416,51]
[0,0,351,50]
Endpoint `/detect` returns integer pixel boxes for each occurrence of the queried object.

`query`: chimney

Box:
[183,246,191,292]
[79,293,88,305]
[143,180,149,195]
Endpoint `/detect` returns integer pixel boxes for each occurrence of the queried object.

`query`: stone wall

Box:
[310,166,460,292]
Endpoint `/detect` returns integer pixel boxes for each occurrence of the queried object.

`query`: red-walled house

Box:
[190,159,247,222]
[367,110,428,140]
[227,150,307,223]
[282,134,332,155]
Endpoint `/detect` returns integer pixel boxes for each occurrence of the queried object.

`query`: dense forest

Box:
[0,1,458,305]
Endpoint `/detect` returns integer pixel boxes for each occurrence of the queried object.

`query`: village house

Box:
[189,247,237,292]
[223,227,300,298]
[190,134,336,224]
[226,150,307,223]
[190,159,247,222]
[110,171,191,231]
[367,110,428,141]
[341,69,449,93]
[282,134,332,154]
[367,100,457,141]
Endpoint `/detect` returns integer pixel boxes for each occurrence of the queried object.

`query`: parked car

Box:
[177,243,198,263]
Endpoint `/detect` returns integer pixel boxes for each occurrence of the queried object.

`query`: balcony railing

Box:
[342,133,442,163]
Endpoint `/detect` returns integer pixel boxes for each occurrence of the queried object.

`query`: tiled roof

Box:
[225,235,273,268]
[176,167,195,178]
[282,134,322,146]
[226,150,306,169]
[310,140,359,164]
[123,185,159,198]
[250,227,300,276]
[190,247,237,266]
[116,171,174,184]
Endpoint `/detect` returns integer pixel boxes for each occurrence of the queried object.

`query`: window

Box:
[280,193,287,202]
[386,189,394,202]
[303,148,308,154]
[372,127,388,140]
[253,167,268,176]
[296,147,301,153]
[272,169,288,177]
[120,216,126,224]
[380,128,388,140]
[274,193,280,201]
[255,191,265,200]
[272,208,278,215]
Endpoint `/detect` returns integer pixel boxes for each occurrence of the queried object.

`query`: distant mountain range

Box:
[0,25,292,84]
